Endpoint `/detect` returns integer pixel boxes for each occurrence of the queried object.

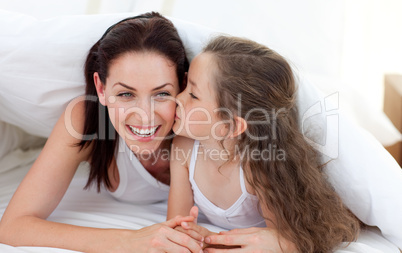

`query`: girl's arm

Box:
[201,175,298,252]
[167,136,195,220]
[0,99,202,253]
[203,227,298,253]
[168,137,218,247]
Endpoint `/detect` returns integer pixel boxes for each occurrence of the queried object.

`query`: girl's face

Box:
[174,53,228,141]
[95,51,180,154]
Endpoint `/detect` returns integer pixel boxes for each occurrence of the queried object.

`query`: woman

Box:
[0,12,203,253]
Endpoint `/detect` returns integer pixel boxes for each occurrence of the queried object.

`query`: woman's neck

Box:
[136,139,172,185]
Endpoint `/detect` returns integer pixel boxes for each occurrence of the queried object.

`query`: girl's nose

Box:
[175,92,184,107]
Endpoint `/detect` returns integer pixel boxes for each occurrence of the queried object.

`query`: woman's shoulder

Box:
[54,96,92,161]
[63,95,87,135]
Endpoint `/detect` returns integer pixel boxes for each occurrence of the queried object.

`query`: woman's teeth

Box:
[129,126,158,137]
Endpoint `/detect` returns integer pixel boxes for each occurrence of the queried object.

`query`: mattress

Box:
[0,147,400,253]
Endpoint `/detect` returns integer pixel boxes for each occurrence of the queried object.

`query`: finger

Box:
[181,221,199,231]
[165,216,195,228]
[176,225,204,242]
[181,222,205,241]
[190,206,199,223]
[167,228,203,253]
[181,221,207,237]
[203,248,243,253]
[185,229,204,242]
[219,227,262,235]
[163,241,191,253]
[205,234,245,246]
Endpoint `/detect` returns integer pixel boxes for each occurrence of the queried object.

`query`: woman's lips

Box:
[126,125,161,142]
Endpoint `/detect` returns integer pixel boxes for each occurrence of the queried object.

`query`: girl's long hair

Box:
[204,36,360,253]
[79,12,188,191]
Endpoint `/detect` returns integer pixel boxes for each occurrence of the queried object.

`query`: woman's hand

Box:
[203,227,298,253]
[173,206,211,247]
[109,215,204,253]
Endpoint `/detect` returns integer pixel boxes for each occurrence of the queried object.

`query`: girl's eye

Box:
[189,92,198,99]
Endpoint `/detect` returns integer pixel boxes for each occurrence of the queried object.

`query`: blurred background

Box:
[1,0,402,149]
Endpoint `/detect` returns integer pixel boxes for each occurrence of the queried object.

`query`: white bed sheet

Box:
[0,147,400,253]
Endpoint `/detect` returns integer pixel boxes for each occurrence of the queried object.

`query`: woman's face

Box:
[95,51,180,154]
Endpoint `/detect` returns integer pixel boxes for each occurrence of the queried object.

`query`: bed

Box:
[0,10,401,252]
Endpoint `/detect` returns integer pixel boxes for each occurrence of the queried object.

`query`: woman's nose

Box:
[129,98,152,124]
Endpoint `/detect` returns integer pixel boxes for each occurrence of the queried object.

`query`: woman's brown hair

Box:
[78,12,189,191]
[204,36,360,253]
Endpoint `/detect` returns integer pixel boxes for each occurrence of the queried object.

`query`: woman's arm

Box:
[167,136,195,220]
[0,99,202,253]
[0,98,91,249]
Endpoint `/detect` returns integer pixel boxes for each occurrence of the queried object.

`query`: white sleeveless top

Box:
[108,137,170,204]
[189,140,266,230]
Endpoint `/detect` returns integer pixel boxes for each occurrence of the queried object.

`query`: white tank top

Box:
[108,136,170,204]
[189,140,266,229]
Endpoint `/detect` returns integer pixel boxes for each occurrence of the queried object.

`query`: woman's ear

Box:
[228,116,247,138]
[94,72,106,106]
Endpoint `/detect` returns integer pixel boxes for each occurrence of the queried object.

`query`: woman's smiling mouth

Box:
[128,125,160,138]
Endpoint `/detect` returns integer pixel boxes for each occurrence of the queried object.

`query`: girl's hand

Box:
[181,220,215,241]
[203,227,298,253]
[173,206,215,248]
[174,206,209,246]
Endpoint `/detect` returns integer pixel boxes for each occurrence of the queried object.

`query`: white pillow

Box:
[0,10,401,249]
[296,74,402,248]
[0,10,215,137]
[0,121,45,160]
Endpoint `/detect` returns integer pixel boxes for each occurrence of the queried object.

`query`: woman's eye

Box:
[153,92,172,101]
[156,92,171,97]
[117,92,133,98]
[189,92,198,99]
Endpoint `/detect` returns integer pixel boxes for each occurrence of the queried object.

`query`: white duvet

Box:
[0,9,401,253]
[0,147,399,253]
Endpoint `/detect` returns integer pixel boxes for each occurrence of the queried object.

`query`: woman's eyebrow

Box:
[152,83,173,91]
[113,82,136,91]
[112,82,173,91]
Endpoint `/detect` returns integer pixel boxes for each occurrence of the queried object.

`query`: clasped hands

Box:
[174,206,297,253]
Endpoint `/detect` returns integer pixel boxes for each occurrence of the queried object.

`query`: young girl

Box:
[167,35,360,252]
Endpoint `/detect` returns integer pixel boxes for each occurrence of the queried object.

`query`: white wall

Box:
[1,0,402,144]
[0,0,88,19]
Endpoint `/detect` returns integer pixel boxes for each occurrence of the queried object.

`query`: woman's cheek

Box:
[158,101,177,125]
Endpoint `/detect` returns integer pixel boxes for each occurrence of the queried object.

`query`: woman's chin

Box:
[126,140,160,155]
